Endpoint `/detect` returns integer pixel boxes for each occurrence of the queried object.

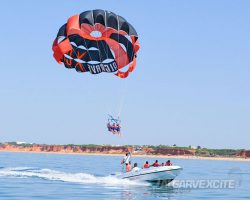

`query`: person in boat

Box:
[143,161,149,168]
[152,160,160,167]
[131,163,141,172]
[121,152,131,172]
[161,162,165,166]
[121,152,131,165]
[165,160,172,166]
[126,161,132,172]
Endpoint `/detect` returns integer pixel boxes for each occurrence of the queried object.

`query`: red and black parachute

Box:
[52,9,140,78]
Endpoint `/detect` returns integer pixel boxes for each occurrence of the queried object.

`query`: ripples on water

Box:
[0,152,249,199]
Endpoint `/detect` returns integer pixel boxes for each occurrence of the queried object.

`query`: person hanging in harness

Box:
[111,123,117,134]
[107,115,122,135]
[107,123,112,132]
[116,123,121,135]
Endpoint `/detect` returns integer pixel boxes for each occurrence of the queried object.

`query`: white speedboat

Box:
[116,166,182,183]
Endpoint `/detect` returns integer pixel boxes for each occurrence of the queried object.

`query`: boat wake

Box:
[0,167,149,186]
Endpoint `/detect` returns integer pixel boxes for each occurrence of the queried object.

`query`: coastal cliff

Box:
[1,143,249,158]
[0,144,194,156]
[238,150,250,158]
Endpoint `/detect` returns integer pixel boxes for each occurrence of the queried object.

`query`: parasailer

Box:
[107,115,121,135]
[52,9,140,78]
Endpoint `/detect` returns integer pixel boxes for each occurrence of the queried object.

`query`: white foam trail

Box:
[0,167,149,186]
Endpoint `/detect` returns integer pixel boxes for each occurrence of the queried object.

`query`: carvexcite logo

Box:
[171,179,237,189]
[154,168,242,189]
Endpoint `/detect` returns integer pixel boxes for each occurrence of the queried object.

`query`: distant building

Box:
[16,141,26,145]
[16,141,33,145]
[133,146,144,153]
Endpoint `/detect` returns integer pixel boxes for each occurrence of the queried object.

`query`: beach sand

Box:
[1,150,250,162]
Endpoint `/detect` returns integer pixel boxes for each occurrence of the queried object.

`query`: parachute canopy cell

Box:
[52,9,140,78]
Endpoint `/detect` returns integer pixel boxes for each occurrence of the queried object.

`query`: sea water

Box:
[0,152,249,200]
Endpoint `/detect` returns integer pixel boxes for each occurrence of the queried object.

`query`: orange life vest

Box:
[143,163,149,168]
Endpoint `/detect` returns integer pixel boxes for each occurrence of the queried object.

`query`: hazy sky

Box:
[0,0,249,149]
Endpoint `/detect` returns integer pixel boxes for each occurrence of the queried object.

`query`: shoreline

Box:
[1,150,250,162]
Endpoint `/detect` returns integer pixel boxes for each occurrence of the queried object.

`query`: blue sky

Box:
[0,0,249,149]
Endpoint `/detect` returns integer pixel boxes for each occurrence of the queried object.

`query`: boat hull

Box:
[117,166,182,183]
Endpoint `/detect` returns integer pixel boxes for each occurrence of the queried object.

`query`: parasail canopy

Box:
[52,9,140,78]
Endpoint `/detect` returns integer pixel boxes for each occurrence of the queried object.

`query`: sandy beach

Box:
[1,150,249,162]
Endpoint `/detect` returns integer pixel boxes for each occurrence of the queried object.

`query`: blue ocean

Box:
[0,152,249,200]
